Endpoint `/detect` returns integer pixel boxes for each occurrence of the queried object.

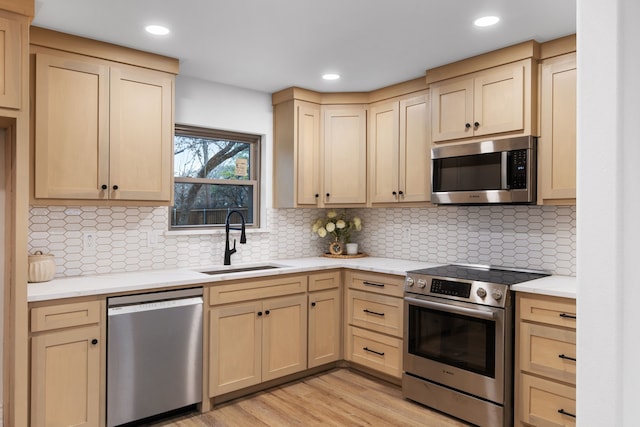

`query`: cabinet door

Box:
[399,94,430,202]
[262,294,307,381]
[369,101,400,203]
[431,77,473,142]
[308,289,341,368]
[473,63,525,137]
[34,53,110,199]
[109,65,173,201]
[209,301,262,396]
[0,13,22,109]
[296,101,322,206]
[322,106,367,205]
[31,326,101,427]
[539,53,577,203]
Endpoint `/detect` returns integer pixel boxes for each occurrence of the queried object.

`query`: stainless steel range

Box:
[402,264,548,427]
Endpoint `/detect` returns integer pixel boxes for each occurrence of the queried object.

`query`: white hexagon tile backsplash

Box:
[28,205,575,278]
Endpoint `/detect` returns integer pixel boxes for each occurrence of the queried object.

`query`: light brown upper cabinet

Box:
[273,99,322,207]
[322,105,367,206]
[0,10,26,109]
[31,28,178,205]
[369,92,430,205]
[538,52,576,205]
[431,60,531,143]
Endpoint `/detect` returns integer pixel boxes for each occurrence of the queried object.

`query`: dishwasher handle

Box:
[108,296,203,316]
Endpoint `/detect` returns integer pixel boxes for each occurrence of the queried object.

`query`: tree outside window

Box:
[171,126,260,229]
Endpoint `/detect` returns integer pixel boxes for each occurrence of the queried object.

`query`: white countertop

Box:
[511,275,577,299]
[27,256,577,302]
[27,257,443,302]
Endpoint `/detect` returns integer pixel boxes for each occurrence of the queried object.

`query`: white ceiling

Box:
[32,0,576,94]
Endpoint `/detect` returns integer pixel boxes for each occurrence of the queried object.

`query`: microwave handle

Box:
[501,151,509,190]
[404,296,495,321]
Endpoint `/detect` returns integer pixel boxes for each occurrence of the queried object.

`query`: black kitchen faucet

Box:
[224,210,247,265]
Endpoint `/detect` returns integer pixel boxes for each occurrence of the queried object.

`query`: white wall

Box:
[578,0,640,425]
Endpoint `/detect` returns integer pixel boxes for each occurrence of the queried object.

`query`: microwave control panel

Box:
[509,149,528,189]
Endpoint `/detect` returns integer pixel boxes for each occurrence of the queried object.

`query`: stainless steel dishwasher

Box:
[107,288,203,427]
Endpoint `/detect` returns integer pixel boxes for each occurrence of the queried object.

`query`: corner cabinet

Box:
[31,29,177,204]
[538,52,576,205]
[30,300,104,427]
[369,92,430,205]
[322,105,367,206]
[272,99,366,207]
[515,293,577,426]
[430,59,534,143]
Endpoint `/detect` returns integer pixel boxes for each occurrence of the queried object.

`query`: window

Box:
[171,125,260,229]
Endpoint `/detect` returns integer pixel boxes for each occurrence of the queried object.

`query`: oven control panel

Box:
[430,279,471,298]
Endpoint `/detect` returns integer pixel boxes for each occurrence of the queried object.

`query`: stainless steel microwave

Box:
[431,136,537,204]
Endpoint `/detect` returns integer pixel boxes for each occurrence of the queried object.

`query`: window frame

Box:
[170,124,261,230]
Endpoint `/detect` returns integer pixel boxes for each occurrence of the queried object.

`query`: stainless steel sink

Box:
[201,265,283,275]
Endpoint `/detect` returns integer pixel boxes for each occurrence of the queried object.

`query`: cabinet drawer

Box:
[347,289,402,338]
[347,326,402,378]
[308,270,341,292]
[345,270,405,298]
[519,294,576,329]
[520,373,576,426]
[209,275,307,305]
[31,301,101,332]
[520,322,576,385]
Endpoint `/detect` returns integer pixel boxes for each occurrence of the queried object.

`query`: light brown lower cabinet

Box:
[30,300,103,427]
[344,270,405,379]
[208,279,308,397]
[516,293,577,426]
[308,271,342,368]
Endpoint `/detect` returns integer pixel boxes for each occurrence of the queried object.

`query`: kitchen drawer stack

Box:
[344,270,404,379]
[516,293,577,426]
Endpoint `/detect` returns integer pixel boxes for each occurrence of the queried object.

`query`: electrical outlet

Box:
[147,230,159,248]
[402,226,412,241]
[83,232,97,253]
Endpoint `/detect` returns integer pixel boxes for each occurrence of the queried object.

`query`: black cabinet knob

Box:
[311,302,316,307]
[399,190,404,195]
[392,191,397,196]
[474,121,480,128]
[326,193,330,198]
[257,311,263,317]
[91,339,98,345]
[465,123,471,129]
[265,310,270,315]
[101,184,108,190]
[112,185,119,190]
[315,194,319,198]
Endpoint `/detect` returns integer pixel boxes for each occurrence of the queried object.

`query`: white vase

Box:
[346,243,358,255]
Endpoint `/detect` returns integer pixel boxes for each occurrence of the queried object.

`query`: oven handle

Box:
[404,296,495,321]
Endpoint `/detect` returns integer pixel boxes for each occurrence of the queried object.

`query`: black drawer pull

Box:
[363,309,385,317]
[558,409,576,418]
[559,313,577,319]
[363,281,384,288]
[558,354,576,362]
[363,347,384,356]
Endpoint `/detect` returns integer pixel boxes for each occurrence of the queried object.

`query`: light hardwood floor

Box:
[151,369,471,426]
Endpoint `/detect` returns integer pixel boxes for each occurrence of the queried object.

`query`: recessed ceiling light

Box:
[474,16,500,27]
[322,73,341,81]
[145,25,170,36]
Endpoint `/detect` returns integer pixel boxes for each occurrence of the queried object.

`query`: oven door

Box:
[403,294,506,404]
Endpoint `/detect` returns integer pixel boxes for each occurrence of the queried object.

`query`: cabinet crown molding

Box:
[425,39,541,85]
[30,26,179,74]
